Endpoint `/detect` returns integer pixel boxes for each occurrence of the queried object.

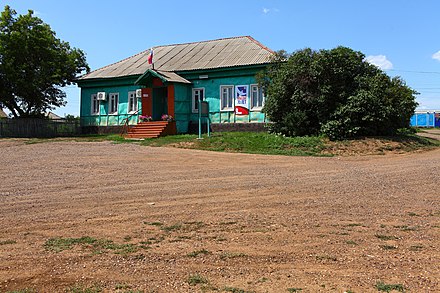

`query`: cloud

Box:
[432,50,440,61]
[262,7,279,14]
[365,55,393,70]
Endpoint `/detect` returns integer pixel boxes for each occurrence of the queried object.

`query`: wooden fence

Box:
[0,118,81,138]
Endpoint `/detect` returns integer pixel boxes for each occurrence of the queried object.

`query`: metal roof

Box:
[80,36,274,80]
[134,70,191,85]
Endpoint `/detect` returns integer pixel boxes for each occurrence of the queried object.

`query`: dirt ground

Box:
[0,136,439,292]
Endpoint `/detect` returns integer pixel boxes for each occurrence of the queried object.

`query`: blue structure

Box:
[410,111,440,127]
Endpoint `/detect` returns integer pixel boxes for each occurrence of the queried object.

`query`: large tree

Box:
[0,5,89,118]
[258,47,418,140]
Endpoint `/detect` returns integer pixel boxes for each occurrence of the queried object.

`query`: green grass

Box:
[393,225,418,231]
[287,288,303,292]
[375,281,405,292]
[161,223,182,232]
[187,249,210,257]
[375,234,399,241]
[345,223,363,227]
[0,239,17,245]
[44,236,97,252]
[409,245,423,251]
[380,245,398,250]
[145,221,163,226]
[187,274,208,286]
[44,236,137,255]
[15,130,440,157]
[140,132,328,156]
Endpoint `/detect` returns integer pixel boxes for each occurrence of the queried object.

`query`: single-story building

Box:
[77,36,274,136]
[410,111,440,127]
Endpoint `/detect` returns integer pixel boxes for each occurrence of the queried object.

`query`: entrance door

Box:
[152,87,168,120]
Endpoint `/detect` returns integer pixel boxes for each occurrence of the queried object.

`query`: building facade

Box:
[77,36,274,134]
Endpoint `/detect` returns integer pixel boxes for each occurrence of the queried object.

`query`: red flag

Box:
[148,48,154,65]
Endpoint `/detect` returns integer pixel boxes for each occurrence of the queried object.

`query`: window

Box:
[91,94,99,115]
[250,84,264,110]
[220,85,234,111]
[109,93,119,114]
[128,91,138,113]
[192,88,204,113]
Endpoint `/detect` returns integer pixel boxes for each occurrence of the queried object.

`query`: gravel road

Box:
[0,139,439,292]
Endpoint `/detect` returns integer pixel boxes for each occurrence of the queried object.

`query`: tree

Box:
[0,5,89,118]
[258,46,418,140]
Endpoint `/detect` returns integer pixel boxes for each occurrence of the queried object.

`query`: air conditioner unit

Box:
[135,89,142,98]
[97,92,106,101]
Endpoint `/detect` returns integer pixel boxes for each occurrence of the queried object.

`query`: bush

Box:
[258,47,418,140]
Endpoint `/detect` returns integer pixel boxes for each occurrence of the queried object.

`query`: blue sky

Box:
[5,0,440,116]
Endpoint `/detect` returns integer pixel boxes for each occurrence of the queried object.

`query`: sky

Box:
[4,0,440,116]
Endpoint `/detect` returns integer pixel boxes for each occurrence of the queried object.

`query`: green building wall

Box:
[78,65,268,133]
[79,77,142,126]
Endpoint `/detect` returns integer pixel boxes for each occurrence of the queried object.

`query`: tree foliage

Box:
[0,5,89,117]
[258,47,418,140]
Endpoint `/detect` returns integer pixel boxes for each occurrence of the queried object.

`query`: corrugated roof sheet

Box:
[80,36,274,80]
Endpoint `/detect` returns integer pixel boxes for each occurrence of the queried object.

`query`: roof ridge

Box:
[245,36,275,54]
[152,36,251,49]
[82,49,150,78]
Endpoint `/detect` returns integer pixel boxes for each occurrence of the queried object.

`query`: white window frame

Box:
[220,85,234,111]
[192,88,205,113]
[108,92,119,115]
[250,84,265,111]
[91,94,100,115]
[127,91,138,114]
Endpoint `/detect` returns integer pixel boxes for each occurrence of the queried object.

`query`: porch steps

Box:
[125,121,176,139]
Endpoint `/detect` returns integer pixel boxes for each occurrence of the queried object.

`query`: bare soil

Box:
[0,137,439,292]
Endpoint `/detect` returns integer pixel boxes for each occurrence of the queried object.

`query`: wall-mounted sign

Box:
[235,85,249,115]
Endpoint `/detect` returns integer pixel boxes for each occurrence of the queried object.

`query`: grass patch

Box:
[187,249,210,257]
[140,132,328,156]
[187,274,208,286]
[161,224,182,232]
[409,245,423,251]
[44,236,97,252]
[345,223,363,227]
[345,240,358,245]
[408,212,419,217]
[375,234,399,241]
[380,245,398,250]
[287,288,303,292]
[44,236,137,255]
[145,221,163,226]
[0,239,17,245]
[375,281,405,292]
[5,290,35,293]
[393,225,418,231]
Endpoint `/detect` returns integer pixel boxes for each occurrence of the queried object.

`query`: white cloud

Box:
[365,55,393,70]
[432,50,440,61]
[262,7,279,14]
